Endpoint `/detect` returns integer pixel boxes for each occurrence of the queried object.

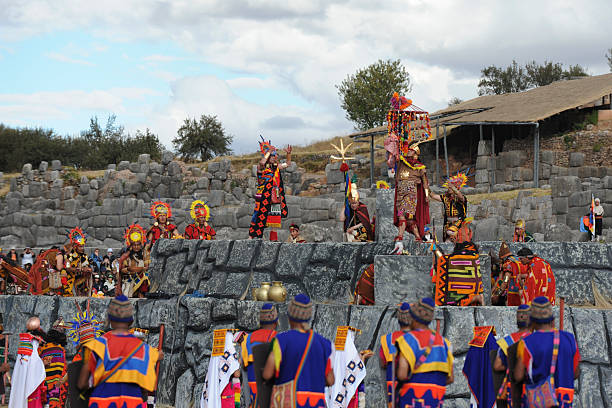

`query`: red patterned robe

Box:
[147,222,177,246]
[184,223,216,240]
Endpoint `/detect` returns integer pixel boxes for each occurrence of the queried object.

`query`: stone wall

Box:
[0,295,610,407]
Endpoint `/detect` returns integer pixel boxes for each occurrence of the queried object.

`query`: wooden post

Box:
[155,324,165,391]
[436,119,440,186]
[491,127,496,191]
[370,134,375,187]
[479,124,483,142]
[533,123,540,188]
[559,297,565,330]
[443,126,450,178]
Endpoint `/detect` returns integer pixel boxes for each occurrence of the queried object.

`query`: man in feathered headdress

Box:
[147,201,178,249]
[185,200,216,240]
[513,219,535,242]
[339,180,374,242]
[118,224,150,298]
[64,227,92,297]
[249,137,291,241]
[430,171,469,242]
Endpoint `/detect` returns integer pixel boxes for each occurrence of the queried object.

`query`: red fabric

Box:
[392,172,430,238]
[522,256,556,305]
[269,231,278,241]
[184,223,216,240]
[148,224,176,246]
[325,358,332,376]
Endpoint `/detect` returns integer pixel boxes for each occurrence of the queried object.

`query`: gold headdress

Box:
[124,224,146,247]
[443,171,470,190]
[190,200,210,221]
[151,201,171,219]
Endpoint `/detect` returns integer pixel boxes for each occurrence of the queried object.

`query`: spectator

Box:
[20,247,35,271]
[594,198,604,240]
[100,256,111,274]
[91,248,103,272]
[5,248,18,266]
[106,248,116,263]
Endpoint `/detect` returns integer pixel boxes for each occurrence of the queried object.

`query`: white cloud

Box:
[45,51,95,66]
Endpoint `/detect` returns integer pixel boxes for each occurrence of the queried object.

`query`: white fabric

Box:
[594,205,604,216]
[21,253,34,267]
[200,332,240,408]
[326,331,367,408]
[9,338,46,408]
[469,394,497,408]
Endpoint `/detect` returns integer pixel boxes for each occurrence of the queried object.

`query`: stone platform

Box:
[0,295,610,408]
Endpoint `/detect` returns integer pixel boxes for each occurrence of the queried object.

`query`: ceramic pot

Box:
[268,281,287,302]
[256,282,271,301]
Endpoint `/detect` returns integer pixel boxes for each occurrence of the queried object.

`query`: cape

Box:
[344,203,374,241]
[392,161,430,238]
[249,165,288,239]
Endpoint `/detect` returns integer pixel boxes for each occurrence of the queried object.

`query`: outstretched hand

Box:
[284,145,292,155]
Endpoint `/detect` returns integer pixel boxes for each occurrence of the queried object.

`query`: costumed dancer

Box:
[118,224,151,298]
[593,197,604,240]
[430,171,469,242]
[64,227,93,296]
[241,304,279,407]
[0,315,8,403]
[378,303,412,408]
[326,326,368,408]
[77,296,161,408]
[287,224,306,243]
[462,325,499,408]
[492,241,524,307]
[339,179,374,242]
[493,304,532,407]
[39,318,69,408]
[395,298,454,407]
[515,297,580,408]
[66,299,104,363]
[262,294,335,408]
[147,201,179,249]
[249,137,291,241]
[185,200,216,240]
[517,247,556,305]
[9,317,47,408]
[513,220,535,243]
[29,246,65,296]
[201,330,242,408]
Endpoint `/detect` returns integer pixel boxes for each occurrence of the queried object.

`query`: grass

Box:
[466,187,551,205]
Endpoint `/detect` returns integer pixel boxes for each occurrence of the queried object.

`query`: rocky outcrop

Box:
[0,295,609,407]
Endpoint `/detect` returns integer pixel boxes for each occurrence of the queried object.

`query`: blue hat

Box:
[260,303,278,324]
[517,304,531,327]
[397,302,412,326]
[530,297,554,324]
[409,297,435,325]
[288,294,312,323]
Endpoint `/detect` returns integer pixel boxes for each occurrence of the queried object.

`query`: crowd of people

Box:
[3,293,580,408]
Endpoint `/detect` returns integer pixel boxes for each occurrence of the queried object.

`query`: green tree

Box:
[448,97,463,107]
[478,60,529,95]
[336,59,411,130]
[525,60,565,87]
[173,114,233,161]
[606,48,612,72]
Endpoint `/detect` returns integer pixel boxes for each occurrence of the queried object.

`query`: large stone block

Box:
[569,152,585,167]
[551,176,581,198]
[576,363,605,407]
[374,256,433,305]
[275,243,314,278]
[325,163,345,184]
[227,239,260,270]
[572,308,608,364]
[552,197,568,215]
[475,169,489,184]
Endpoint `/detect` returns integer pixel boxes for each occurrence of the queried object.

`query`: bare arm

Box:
[430,193,442,202]
[285,145,292,166]
[397,355,409,381]
[262,352,275,381]
[493,354,506,372]
[325,367,335,386]
[514,356,526,383]
[77,351,90,390]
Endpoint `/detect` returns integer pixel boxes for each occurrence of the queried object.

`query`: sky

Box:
[1,0,611,154]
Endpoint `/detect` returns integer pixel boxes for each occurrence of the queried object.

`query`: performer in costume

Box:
[64,227,93,296]
[492,241,525,307]
[593,198,604,240]
[463,325,498,408]
[9,317,47,408]
[241,304,278,407]
[353,263,375,305]
[395,298,454,408]
[263,294,334,408]
[147,201,178,249]
[339,183,374,242]
[515,297,580,408]
[118,224,150,298]
[378,303,412,408]
[517,248,556,305]
[513,220,535,243]
[185,200,216,240]
[66,300,104,363]
[201,330,242,408]
[493,304,532,407]
[77,296,160,408]
[249,137,291,241]
[326,326,368,408]
[286,224,306,243]
[430,171,469,242]
[39,318,69,408]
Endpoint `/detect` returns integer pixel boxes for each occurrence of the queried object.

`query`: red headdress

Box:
[124,224,147,247]
[151,201,171,219]
[68,227,86,246]
[259,135,277,157]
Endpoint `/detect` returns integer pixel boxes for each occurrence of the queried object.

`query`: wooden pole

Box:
[479,124,483,142]
[155,324,165,391]
[491,127,495,192]
[370,134,375,187]
[436,119,440,186]
[443,126,450,178]
[533,124,540,188]
[559,297,565,331]
[1,334,7,404]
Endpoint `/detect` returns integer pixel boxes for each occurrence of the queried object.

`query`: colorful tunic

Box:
[83,332,160,408]
[148,223,177,247]
[344,203,374,242]
[118,249,150,297]
[517,330,580,408]
[272,329,332,408]
[441,193,467,240]
[249,164,287,238]
[353,264,375,305]
[513,231,535,243]
[393,160,430,238]
[39,342,67,408]
[462,326,498,408]
[522,256,556,305]
[184,223,216,240]
[9,333,47,408]
[434,243,483,306]
[241,329,277,406]
[395,329,453,408]
[496,331,530,407]
[502,256,524,307]
[378,330,407,408]
[65,250,90,296]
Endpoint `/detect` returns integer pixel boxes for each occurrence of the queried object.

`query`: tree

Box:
[525,60,565,87]
[448,97,463,107]
[606,48,612,72]
[173,114,233,161]
[478,60,529,96]
[336,59,411,130]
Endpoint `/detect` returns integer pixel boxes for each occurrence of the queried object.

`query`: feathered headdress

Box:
[376,180,390,189]
[124,224,147,247]
[190,200,210,221]
[66,300,103,347]
[390,92,412,110]
[68,227,86,246]
[151,201,171,219]
[443,170,471,190]
[259,135,277,157]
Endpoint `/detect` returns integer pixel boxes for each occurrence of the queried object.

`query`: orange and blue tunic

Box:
[496,331,530,407]
[272,329,332,408]
[83,332,160,408]
[39,342,67,408]
[395,329,454,408]
[241,328,277,406]
[378,330,406,408]
[517,330,579,408]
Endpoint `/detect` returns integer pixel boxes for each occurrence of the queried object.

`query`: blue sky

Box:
[1,0,611,153]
